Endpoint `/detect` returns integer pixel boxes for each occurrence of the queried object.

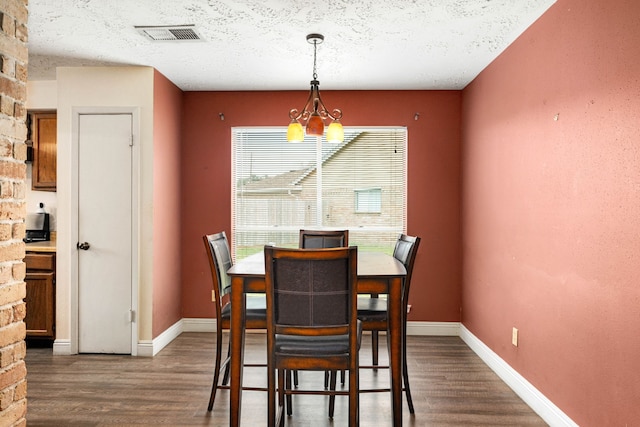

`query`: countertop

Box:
[25,240,56,253]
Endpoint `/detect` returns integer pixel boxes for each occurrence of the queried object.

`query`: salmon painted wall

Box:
[152,70,183,337]
[462,0,640,424]
[180,91,462,321]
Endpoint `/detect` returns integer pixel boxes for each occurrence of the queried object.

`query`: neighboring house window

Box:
[231,127,407,259]
[355,188,382,213]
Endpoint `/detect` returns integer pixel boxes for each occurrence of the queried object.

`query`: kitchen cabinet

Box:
[29,111,57,191]
[25,251,56,340]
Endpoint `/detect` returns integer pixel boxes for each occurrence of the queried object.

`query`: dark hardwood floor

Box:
[25,332,547,426]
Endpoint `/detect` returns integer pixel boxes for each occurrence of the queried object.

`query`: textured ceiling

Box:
[27,0,556,91]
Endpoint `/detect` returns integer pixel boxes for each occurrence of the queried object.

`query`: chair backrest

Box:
[264,246,358,336]
[299,229,349,249]
[392,234,421,303]
[203,232,234,307]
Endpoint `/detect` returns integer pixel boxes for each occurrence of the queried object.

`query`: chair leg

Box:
[267,361,275,427]
[277,369,286,427]
[207,329,224,411]
[293,370,299,387]
[349,368,359,426]
[286,370,293,416]
[403,325,414,414]
[326,369,346,387]
[221,339,231,385]
[371,330,379,369]
[328,370,337,418]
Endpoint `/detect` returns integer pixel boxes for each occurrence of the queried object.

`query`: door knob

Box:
[77,242,90,250]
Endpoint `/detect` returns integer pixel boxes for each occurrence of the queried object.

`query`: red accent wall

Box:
[180,90,462,322]
[462,0,640,424]
[152,70,183,337]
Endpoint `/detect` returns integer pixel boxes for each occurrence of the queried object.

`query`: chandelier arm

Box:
[289,85,317,121]
[313,88,340,121]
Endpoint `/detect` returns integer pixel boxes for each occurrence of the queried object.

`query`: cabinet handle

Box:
[77,242,90,250]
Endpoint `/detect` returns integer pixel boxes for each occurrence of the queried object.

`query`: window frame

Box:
[355,187,382,214]
[231,126,407,259]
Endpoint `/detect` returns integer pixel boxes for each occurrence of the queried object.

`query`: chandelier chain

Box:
[312,39,318,80]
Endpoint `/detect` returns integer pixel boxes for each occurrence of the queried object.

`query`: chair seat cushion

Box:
[221,295,266,321]
[357,296,388,321]
[275,321,362,355]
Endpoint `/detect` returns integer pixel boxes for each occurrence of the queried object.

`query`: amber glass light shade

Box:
[326,121,344,143]
[306,112,324,137]
[287,120,304,142]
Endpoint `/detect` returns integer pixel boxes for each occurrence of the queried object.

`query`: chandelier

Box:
[287,34,344,143]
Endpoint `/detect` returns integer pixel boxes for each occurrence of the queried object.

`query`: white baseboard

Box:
[50,320,457,356]
[406,320,460,336]
[180,319,462,336]
[137,319,184,357]
[182,317,216,332]
[136,340,154,357]
[51,320,184,357]
[181,318,264,334]
[460,325,578,427]
[52,339,71,355]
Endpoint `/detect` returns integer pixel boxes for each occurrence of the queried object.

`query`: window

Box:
[232,127,407,260]
[355,188,382,213]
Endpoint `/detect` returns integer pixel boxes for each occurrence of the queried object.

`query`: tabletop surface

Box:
[228,250,406,277]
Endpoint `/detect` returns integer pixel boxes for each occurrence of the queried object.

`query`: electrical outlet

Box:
[512,327,519,347]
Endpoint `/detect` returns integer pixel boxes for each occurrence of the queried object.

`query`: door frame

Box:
[70,107,140,355]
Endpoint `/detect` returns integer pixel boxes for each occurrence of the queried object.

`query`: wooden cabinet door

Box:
[25,272,55,338]
[31,112,57,191]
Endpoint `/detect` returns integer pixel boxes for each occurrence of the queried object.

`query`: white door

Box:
[77,113,133,354]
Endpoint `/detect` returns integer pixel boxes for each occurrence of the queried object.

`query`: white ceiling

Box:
[26,0,556,91]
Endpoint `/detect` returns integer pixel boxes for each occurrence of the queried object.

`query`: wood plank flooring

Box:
[25,332,548,426]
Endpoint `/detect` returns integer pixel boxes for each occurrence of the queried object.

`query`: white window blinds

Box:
[231,127,407,260]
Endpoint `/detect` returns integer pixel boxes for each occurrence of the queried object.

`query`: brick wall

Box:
[0,1,28,426]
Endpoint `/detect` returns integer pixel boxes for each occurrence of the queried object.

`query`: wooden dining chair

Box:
[299,229,349,249]
[264,246,361,427]
[298,229,349,390]
[203,232,267,411]
[357,233,421,413]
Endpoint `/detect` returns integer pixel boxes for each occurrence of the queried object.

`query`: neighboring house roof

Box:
[292,137,353,185]
[239,133,360,193]
[240,169,305,194]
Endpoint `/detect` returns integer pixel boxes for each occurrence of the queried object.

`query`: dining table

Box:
[226,249,407,426]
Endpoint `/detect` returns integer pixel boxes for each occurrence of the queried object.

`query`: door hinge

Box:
[129,134,134,147]
[128,310,135,322]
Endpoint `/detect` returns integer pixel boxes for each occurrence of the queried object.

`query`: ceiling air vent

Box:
[135,25,203,42]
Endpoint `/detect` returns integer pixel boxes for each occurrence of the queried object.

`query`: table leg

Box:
[230,277,246,427]
[388,277,403,426]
